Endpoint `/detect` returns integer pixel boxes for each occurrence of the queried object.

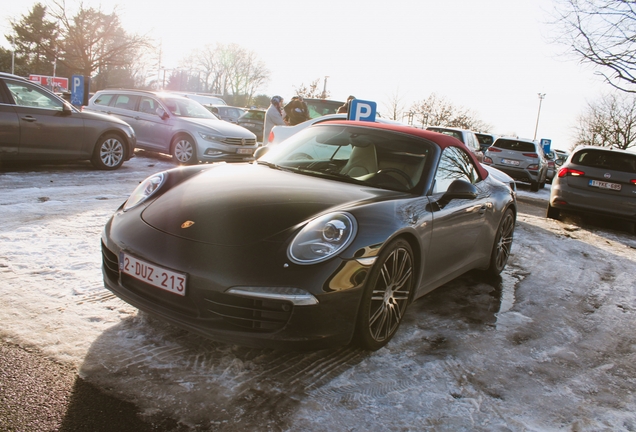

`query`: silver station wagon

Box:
[86,90,257,164]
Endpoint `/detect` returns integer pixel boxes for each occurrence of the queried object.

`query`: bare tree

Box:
[49,0,150,80]
[410,93,491,131]
[382,89,407,121]
[573,92,636,150]
[552,0,636,93]
[293,78,329,99]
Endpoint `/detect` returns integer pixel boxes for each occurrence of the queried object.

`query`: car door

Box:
[425,146,491,284]
[0,81,20,156]
[133,96,173,152]
[4,78,86,159]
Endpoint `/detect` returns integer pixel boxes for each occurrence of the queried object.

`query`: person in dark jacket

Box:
[337,95,356,114]
[284,96,310,125]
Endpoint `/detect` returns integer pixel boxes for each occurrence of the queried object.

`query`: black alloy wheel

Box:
[91,134,125,170]
[487,208,515,276]
[356,238,414,350]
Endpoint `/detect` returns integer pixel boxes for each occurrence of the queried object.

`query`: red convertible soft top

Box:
[325,120,489,180]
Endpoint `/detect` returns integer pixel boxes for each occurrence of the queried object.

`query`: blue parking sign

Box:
[348,99,377,122]
[70,75,84,106]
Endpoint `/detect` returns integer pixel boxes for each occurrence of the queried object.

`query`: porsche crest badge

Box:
[181,221,195,229]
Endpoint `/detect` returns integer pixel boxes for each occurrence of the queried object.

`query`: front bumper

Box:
[194,135,258,163]
[101,216,373,350]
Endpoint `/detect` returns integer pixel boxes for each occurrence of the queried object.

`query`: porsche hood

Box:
[141,164,400,246]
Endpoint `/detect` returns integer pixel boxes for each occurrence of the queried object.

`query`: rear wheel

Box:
[486,209,515,276]
[172,135,197,165]
[546,204,560,220]
[356,238,414,351]
[91,134,125,170]
[530,180,539,192]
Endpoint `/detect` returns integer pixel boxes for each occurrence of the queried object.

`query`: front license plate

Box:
[119,252,186,296]
[501,159,520,166]
[589,179,621,191]
[237,148,253,154]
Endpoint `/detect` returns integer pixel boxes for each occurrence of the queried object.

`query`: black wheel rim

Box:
[368,246,413,342]
[495,213,514,271]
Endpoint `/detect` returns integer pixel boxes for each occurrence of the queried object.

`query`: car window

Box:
[428,128,464,143]
[93,93,114,106]
[493,139,536,152]
[160,97,217,119]
[573,149,636,173]
[242,111,264,120]
[434,146,481,193]
[5,81,64,111]
[137,97,159,115]
[113,94,139,111]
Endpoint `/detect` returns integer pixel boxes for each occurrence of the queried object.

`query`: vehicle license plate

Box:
[119,252,186,296]
[244,122,255,127]
[237,148,253,154]
[589,179,621,191]
[501,159,520,166]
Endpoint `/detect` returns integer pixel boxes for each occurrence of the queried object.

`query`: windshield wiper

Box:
[256,160,283,170]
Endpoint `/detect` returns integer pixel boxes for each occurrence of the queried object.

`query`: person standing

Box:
[284,96,311,126]
[337,95,356,115]
[263,95,285,144]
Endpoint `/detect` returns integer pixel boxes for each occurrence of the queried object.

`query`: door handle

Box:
[479,205,487,215]
[21,116,37,122]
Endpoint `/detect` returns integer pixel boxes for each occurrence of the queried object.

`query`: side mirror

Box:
[439,179,478,205]
[156,107,168,119]
[254,146,270,159]
[555,159,564,167]
[62,102,73,114]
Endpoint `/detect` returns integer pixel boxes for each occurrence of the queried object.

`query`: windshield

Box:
[160,97,218,119]
[260,125,431,193]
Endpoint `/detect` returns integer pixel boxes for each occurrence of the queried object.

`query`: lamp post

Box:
[322,76,329,99]
[533,93,546,140]
[11,35,15,75]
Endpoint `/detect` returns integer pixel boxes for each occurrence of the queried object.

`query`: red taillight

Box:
[488,147,502,152]
[522,153,539,158]
[527,164,539,171]
[484,156,493,164]
[558,167,585,178]
[631,179,636,185]
[547,161,555,168]
[268,130,274,143]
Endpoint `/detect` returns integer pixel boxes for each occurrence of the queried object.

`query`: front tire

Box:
[91,134,125,170]
[172,135,197,165]
[356,238,414,351]
[486,208,515,276]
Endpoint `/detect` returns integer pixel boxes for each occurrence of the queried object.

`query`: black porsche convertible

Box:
[101,121,516,350]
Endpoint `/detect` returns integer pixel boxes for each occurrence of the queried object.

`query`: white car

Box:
[268,114,406,145]
[426,126,484,162]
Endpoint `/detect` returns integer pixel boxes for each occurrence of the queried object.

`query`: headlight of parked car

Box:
[123,172,166,211]
[199,132,224,142]
[288,212,357,265]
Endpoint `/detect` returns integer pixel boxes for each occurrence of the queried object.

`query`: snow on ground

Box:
[1,154,636,431]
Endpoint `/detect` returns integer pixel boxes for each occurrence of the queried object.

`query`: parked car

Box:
[268,113,405,145]
[101,121,517,351]
[483,137,549,191]
[545,151,558,183]
[547,146,636,227]
[476,133,498,152]
[303,98,345,118]
[426,127,484,162]
[203,105,245,124]
[85,90,257,165]
[0,72,135,170]
[237,109,265,142]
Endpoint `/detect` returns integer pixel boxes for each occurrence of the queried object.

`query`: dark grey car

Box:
[547,146,636,226]
[483,137,548,191]
[0,72,135,170]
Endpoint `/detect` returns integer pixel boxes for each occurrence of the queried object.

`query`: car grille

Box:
[203,292,292,332]
[224,137,257,146]
[101,242,119,282]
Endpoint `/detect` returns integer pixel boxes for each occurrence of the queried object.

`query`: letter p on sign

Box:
[348,99,377,122]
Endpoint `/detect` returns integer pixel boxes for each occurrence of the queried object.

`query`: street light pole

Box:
[322,76,329,99]
[534,93,546,141]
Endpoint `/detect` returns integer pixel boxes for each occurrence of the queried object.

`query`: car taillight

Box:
[268,130,274,143]
[488,147,502,152]
[558,167,585,178]
[547,161,555,168]
[522,153,539,158]
[527,164,539,170]
[631,179,636,185]
[484,156,493,164]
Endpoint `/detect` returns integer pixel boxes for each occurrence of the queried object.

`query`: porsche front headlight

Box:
[123,172,166,211]
[288,212,357,265]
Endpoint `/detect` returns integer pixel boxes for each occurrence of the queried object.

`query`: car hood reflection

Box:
[141,164,403,246]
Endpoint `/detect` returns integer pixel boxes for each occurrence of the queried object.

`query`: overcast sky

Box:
[1,0,613,151]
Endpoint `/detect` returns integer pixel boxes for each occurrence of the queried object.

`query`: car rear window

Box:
[572,149,636,173]
[427,128,463,142]
[493,139,536,152]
